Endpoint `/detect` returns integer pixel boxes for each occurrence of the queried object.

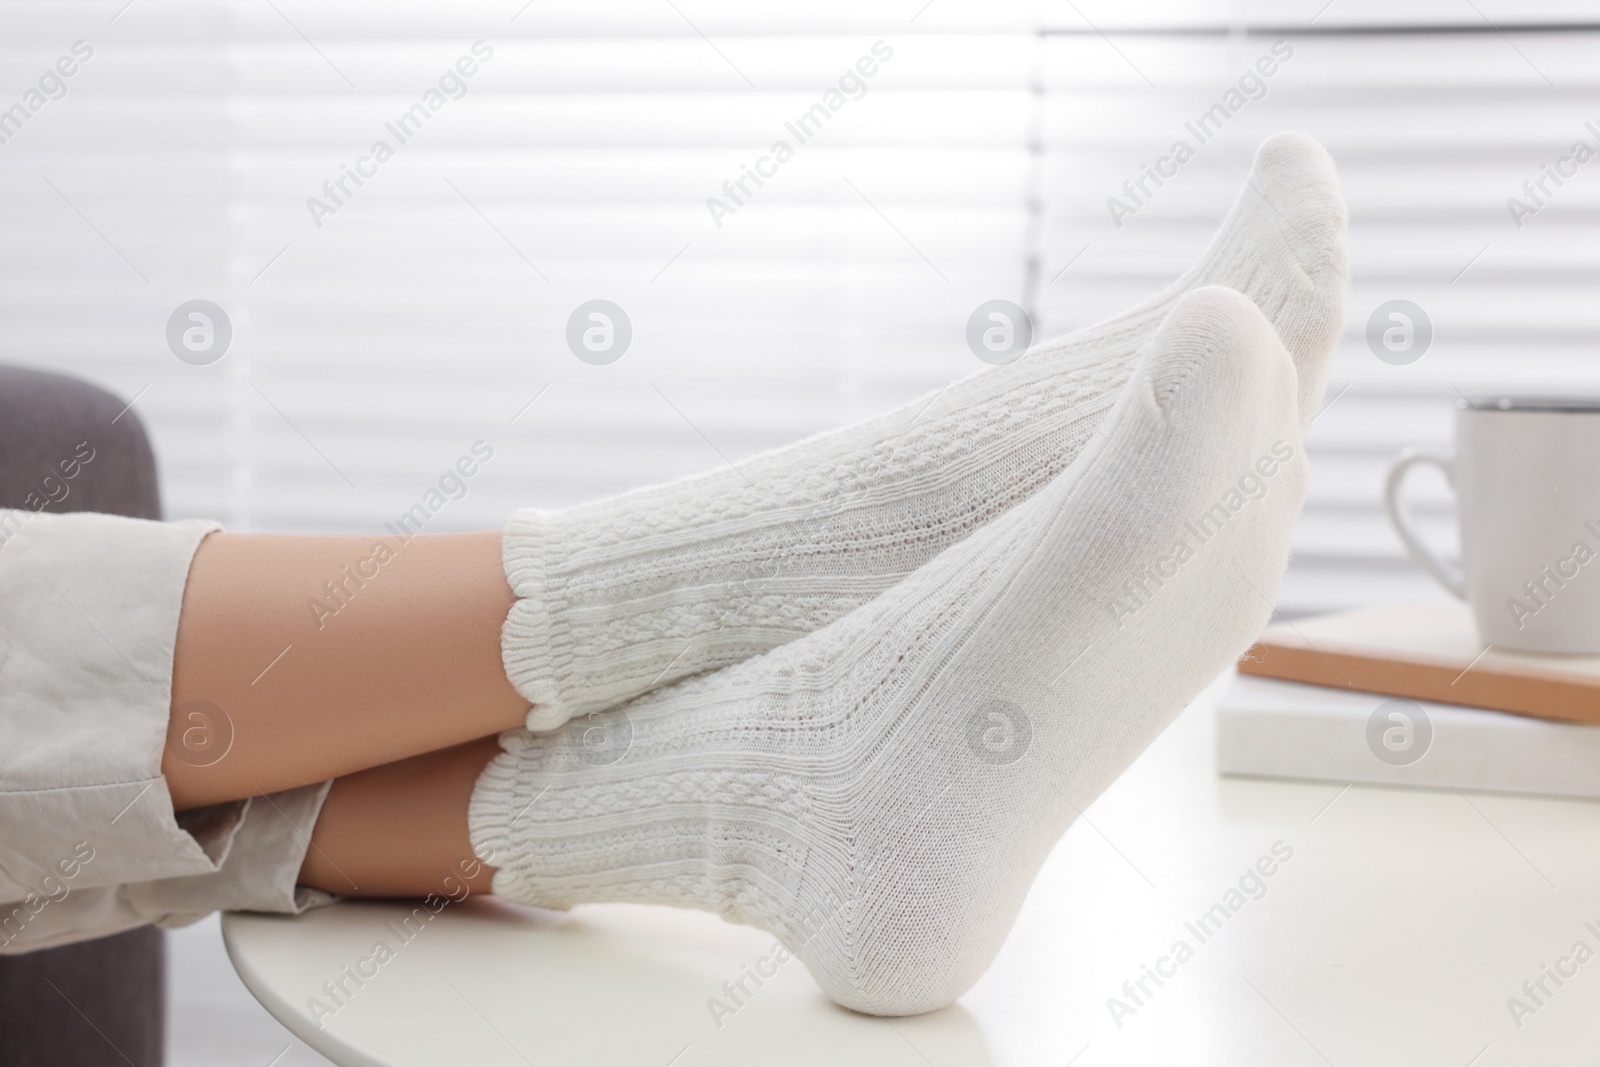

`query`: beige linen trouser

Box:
[0,509,332,953]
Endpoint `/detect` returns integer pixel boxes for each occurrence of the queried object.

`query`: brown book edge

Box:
[1238,638,1600,725]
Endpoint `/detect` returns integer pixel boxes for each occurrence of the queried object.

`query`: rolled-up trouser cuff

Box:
[0,780,335,953]
[0,510,337,952]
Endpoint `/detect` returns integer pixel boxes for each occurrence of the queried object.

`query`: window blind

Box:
[1,1,1594,619]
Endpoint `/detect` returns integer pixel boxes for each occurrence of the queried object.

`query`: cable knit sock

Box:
[505,132,1344,729]
[474,287,1308,1014]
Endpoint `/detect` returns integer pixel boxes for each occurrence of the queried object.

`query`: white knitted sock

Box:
[504,132,1343,729]
[473,286,1308,1015]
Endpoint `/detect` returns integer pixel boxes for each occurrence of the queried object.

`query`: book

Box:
[1216,674,1600,799]
[1237,602,1600,724]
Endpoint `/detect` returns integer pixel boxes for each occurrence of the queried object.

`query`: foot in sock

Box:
[473,286,1308,1015]
[503,133,1343,730]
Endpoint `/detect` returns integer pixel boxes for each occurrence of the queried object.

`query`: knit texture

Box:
[474,286,1310,1015]
[503,132,1345,730]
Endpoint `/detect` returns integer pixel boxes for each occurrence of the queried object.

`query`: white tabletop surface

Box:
[225,675,1600,1066]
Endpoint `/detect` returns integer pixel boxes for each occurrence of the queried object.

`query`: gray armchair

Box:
[0,365,166,1065]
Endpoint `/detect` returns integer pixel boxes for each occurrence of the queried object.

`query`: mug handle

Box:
[1383,448,1467,599]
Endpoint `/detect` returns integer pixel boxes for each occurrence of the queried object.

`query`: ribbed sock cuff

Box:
[501,508,575,731]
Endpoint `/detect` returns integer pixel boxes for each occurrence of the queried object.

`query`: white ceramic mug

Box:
[1385,397,1600,654]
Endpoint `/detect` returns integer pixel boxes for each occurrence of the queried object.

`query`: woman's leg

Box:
[298,739,500,898]
[161,140,1344,816]
[164,531,527,810]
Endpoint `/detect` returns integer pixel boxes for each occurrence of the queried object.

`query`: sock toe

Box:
[1246,132,1347,268]
[1144,285,1298,421]
[1189,132,1347,427]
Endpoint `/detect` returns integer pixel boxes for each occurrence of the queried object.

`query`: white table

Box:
[225,676,1600,1065]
